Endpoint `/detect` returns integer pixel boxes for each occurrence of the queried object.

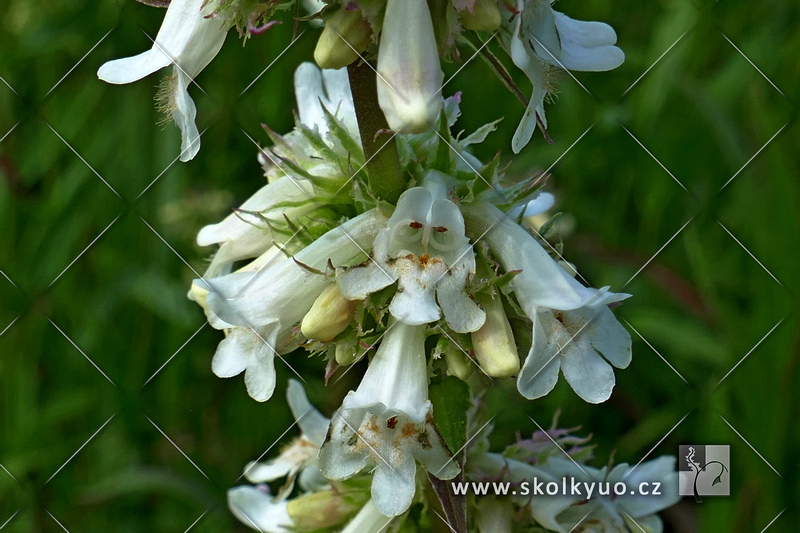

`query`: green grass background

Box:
[1,0,798,531]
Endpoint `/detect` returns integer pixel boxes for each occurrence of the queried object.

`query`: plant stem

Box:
[347,61,405,205]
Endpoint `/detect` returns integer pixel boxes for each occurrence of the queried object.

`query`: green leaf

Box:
[429,376,471,455]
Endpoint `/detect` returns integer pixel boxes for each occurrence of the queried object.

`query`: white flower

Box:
[340,499,394,533]
[505,0,624,152]
[243,380,330,494]
[518,305,632,403]
[318,320,459,516]
[228,485,294,533]
[462,200,630,403]
[197,208,387,401]
[338,171,485,333]
[97,0,229,161]
[534,456,680,533]
[377,0,444,133]
[293,62,357,139]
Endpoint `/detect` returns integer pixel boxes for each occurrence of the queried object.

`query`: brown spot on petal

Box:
[401,423,417,438]
[419,255,430,267]
[409,221,423,229]
[347,433,358,447]
[433,226,448,233]
[387,416,398,429]
[417,431,432,450]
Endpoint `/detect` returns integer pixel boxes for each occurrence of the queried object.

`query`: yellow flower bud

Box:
[314,8,372,70]
[286,489,362,531]
[460,0,502,32]
[443,342,475,381]
[301,283,357,341]
[471,293,520,378]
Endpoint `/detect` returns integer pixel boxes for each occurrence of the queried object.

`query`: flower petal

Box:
[559,329,616,404]
[517,311,561,399]
[172,68,201,162]
[287,379,330,447]
[371,448,417,516]
[97,50,171,84]
[584,305,632,369]
[228,486,293,533]
[317,410,371,479]
[553,13,624,71]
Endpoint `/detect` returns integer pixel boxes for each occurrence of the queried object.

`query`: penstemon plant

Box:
[99,1,681,531]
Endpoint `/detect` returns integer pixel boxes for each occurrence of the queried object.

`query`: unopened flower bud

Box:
[441,339,474,381]
[471,293,520,378]
[377,0,443,133]
[286,489,362,531]
[314,8,372,70]
[301,283,357,341]
[460,0,501,32]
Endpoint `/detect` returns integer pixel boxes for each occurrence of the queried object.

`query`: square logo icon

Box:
[678,445,730,499]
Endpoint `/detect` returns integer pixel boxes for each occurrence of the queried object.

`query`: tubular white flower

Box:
[318,321,459,517]
[228,486,293,533]
[517,305,632,403]
[340,500,394,533]
[505,0,624,152]
[293,62,357,138]
[377,0,444,133]
[97,0,229,161]
[338,171,485,333]
[198,208,387,401]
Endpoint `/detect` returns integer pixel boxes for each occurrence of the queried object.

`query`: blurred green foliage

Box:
[1,0,798,532]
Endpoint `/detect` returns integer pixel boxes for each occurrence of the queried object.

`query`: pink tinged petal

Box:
[517,312,561,399]
[228,486,293,533]
[287,379,330,447]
